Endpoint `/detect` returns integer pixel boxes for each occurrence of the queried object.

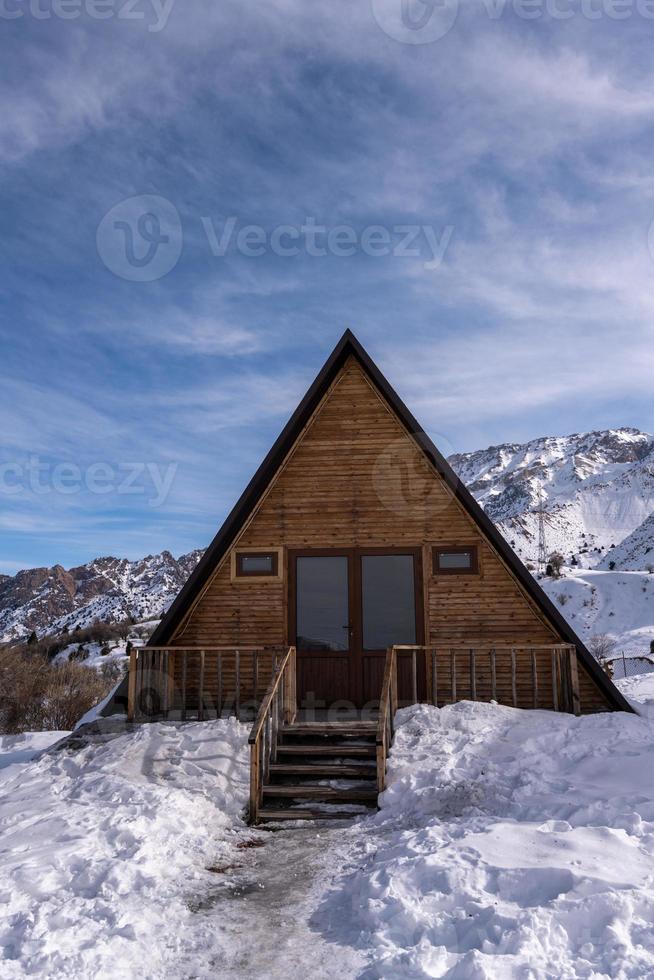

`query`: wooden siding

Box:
[171,357,611,713]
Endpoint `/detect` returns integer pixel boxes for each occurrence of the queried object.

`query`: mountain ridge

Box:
[2,426,653,643]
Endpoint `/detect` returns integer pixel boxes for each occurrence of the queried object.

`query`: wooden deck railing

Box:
[248,646,297,823]
[392,644,580,714]
[375,643,581,794]
[127,646,290,722]
[376,646,398,794]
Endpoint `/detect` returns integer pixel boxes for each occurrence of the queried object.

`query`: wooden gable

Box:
[150,332,631,714]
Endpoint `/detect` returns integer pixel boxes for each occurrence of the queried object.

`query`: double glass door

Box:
[289,548,423,708]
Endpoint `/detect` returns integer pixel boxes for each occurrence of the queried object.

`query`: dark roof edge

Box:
[150,329,633,714]
[149,330,357,647]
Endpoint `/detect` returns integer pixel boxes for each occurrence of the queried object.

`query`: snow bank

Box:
[0,731,69,773]
[328,700,654,978]
[0,718,250,978]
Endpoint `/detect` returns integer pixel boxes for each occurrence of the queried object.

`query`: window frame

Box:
[432,544,479,576]
[231,548,282,582]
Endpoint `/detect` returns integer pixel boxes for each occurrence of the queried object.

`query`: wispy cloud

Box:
[3,1,654,569]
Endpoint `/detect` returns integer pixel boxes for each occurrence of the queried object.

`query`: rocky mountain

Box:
[449,427,654,570]
[2,427,654,645]
[0,550,204,642]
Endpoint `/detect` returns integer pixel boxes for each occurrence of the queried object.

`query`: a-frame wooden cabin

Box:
[123,330,631,820]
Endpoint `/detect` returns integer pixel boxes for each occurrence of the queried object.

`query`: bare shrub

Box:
[588,633,617,662]
[0,648,112,734]
[546,552,565,578]
[40,661,109,731]
[557,593,569,606]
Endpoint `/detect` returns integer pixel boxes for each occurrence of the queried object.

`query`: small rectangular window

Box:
[235,551,279,577]
[433,545,478,575]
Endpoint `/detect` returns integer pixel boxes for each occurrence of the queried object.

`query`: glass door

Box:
[290,551,355,710]
[295,555,350,653]
[359,550,423,705]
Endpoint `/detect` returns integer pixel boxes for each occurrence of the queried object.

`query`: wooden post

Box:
[181,652,187,722]
[470,649,476,701]
[127,650,137,721]
[531,650,538,709]
[451,650,457,703]
[235,649,241,721]
[292,647,297,721]
[376,742,386,793]
[390,649,398,718]
[217,652,222,719]
[143,651,151,718]
[431,650,438,707]
[198,650,205,721]
[167,651,175,719]
[271,688,279,763]
[253,652,259,711]
[490,649,497,702]
[551,649,559,711]
[569,648,581,716]
[511,649,517,707]
[162,651,169,717]
[249,741,259,824]
[411,650,418,704]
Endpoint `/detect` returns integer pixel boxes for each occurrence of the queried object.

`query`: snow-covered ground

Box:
[0,719,251,978]
[0,731,69,773]
[52,638,129,670]
[541,568,654,654]
[4,682,654,978]
[347,687,654,977]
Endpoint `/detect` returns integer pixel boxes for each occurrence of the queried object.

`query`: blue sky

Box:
[1,0,654,574]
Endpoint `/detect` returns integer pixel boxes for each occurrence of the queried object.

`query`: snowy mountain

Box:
[449,427,654,570]
[0,550,203,642]
[597,510,654,571]
[3,426,654,647]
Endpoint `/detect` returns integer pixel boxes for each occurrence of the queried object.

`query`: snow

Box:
[541,568,654,654]
[5,691,654,977]
[74,679,126,728]
[53,638,129,670]
[0,731,69,773]
[0,718,251,978]
[327,695,654,977]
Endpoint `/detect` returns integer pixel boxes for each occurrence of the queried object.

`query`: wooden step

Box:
[282,723,377,738]
[257,807,368,822]
[276,743,377,757]
[262,785,378,802]
[269,763,376,778]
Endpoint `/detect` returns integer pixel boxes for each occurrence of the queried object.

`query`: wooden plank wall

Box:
[171,357,611,714]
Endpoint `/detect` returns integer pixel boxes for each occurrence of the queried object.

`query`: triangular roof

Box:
[150,330,632,713]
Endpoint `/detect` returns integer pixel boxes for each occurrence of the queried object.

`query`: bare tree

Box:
[588,633,617,662]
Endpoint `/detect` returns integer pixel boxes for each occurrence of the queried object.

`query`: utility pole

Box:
[537,482,548,574]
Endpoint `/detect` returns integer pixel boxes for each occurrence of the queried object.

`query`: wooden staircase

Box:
[248,646,398,825]
[257,721,379,822]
